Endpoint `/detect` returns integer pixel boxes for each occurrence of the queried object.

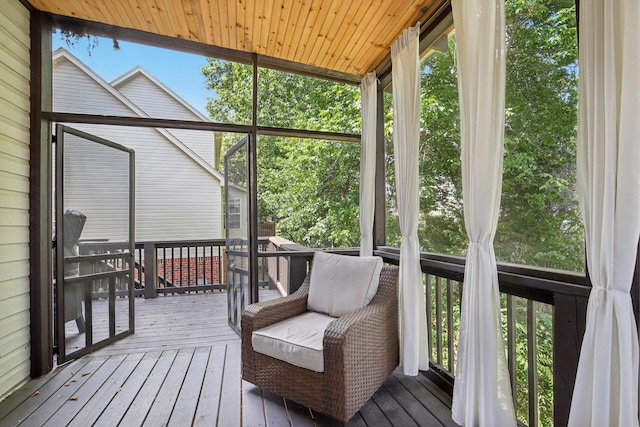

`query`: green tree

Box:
[204,2,579,424]
[386,0,582,271]
[202,62,361,247]
[498,0,582,271]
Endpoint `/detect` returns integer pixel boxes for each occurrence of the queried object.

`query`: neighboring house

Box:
[52,48,248,243]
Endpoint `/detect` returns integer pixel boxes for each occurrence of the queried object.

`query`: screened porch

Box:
[4,1,639,427]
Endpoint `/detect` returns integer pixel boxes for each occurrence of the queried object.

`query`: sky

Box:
[53,31,214,116]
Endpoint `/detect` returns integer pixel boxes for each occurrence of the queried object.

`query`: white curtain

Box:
[568,1,640,426]
[450,0,516,425]
[360,71,377,257]
[391,23,429,376]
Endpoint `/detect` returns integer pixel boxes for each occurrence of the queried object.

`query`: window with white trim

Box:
[228,198,242,229]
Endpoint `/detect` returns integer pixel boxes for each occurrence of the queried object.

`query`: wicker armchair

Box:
[241,265,399,422]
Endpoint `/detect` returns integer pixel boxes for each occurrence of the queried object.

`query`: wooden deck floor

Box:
[0,292,456,427]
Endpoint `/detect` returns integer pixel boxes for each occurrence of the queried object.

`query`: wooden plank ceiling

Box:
[27,0,442,77]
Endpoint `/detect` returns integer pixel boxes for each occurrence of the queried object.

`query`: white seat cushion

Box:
[307,251,383,317]
[252,311,336,373]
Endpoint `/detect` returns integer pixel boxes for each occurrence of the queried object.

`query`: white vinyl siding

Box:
[115,74,216,168]
[61,123,222,242]
[0,0,31,400]
[62,133,131,242]
[115,74,202,121]
[165,128,215,169]
[53,59,136,117]
[54,57,223,242]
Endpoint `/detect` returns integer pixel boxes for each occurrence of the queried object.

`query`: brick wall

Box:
[136,255,223,288]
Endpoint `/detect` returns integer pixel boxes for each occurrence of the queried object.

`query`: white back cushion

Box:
[307,251,383,317]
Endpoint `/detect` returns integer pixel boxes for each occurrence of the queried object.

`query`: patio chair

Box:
[241,251,399,422]
[53,209,87,333]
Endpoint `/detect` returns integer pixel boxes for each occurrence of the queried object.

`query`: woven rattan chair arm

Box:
[241,281,310,383]
[322,265,399,368]
[241,282,310,333]
[323,299,393,348]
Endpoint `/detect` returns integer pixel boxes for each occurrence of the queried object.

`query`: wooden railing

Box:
[77,241,144,298]
[77,238,591,426]
[79,237,320,299]
[374,246,590,427]
[139,239,225,297]
[253,244,588,425]
[137,238,281,298]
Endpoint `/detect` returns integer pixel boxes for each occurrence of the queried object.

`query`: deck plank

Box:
[344,412,367,427]
[16,356,111,426]
[217,343,242,426]
[309,408,343,426]
[405,374,458,427]
[92,334,240,355]
[370,385,419,427]
[92,351,163,427]
[284,398,317,426]
[0,293,456,427]
[358,394,392,427]
[192,345,226,426]
[261,388,291,426]
[142,348,195,426]
[118,349,179,426]
[66,352,144,427]
[242,380,267,426]
[168,347,212,427]
[41,354,128,426]
[0,357,90,423]
[383,375,444,427]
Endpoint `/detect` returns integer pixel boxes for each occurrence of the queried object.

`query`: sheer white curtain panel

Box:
[450,0,516,425]
[568,1,640,426]
[360,71,377,257]
[391,23,429,376]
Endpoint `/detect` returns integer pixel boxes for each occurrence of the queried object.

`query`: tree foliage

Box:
[202,62,361,247]
[204,1,580,424]
[204,0,582,267]
[499,0,582,270]
[385,0,582,271]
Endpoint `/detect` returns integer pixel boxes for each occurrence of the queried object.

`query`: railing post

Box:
[144,242,157,299]
[267,238,279,290]
[280,243,311,294]
[287,255,309,294]
[263,237,311,295]
[553,293,588,427]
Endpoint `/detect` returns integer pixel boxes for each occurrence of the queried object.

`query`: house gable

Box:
[53,50,140,118]
[52,49,225,241]
[52,49,223,180]
[111,67,209,122]
[112,68,218,170]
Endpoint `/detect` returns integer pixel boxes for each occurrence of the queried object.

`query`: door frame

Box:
[224,135,258,334]
[54,124,136,362]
